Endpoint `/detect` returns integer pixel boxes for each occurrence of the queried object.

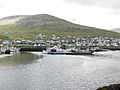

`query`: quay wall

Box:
[19,46,46,51]
[17,46,120,52]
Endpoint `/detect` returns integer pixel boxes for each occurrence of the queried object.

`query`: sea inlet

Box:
[0,51,120,90]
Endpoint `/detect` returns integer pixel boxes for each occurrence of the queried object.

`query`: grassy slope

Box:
[0,14,120,40]
[0,25,120,40]
[0,33,10,40]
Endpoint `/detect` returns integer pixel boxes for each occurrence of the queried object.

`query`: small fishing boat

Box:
[0,46,20,54]
[43,48,66,54]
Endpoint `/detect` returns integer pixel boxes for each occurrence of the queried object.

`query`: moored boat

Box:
[43,47,94,55]
[0,46,20,54]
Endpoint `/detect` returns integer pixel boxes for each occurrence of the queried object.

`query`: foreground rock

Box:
[97,84,120,90]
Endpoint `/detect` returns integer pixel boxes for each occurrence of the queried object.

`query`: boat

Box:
[0,46,20,54]
[43,47,94,55]
[43,48,66,54]
[90,46,107,52]
[4,49,10,54]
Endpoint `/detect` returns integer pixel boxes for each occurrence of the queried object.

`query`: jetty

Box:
[19,46,46,51]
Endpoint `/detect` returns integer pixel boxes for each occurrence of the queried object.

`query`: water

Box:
[0,51,120,90]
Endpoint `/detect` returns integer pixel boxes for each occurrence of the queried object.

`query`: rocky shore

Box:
[97,84,120,90]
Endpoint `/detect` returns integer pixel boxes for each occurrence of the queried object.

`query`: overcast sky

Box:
[0,0,120,29]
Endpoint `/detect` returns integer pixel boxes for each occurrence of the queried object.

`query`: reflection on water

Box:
[0,52,43,67]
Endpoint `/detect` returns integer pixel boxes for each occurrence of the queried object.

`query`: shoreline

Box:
[97,84,120,90]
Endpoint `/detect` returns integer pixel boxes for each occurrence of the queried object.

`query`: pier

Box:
[19,46,46,51]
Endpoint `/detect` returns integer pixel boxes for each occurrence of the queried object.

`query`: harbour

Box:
[0,51,120,90]
[0,1,120,89]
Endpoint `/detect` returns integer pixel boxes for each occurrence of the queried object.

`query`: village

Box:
[2,34,120,48]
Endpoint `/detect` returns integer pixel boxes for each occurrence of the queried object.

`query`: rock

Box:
[97,84,120,90]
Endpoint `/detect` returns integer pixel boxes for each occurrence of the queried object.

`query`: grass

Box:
[0,33,10,40]
[0,14,120,40]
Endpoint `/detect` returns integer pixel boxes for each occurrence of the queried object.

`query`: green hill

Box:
[0,34,9,40]
[0,14,120,40]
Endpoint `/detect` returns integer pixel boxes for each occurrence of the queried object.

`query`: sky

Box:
[0,0,120,30]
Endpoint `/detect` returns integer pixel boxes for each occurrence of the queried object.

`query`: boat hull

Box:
[44,52,93,55]
[43,48,94,55]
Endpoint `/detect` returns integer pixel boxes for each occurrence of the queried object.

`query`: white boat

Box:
[0,47,20,54]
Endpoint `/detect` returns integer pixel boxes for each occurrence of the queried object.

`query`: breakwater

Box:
[101,46,120,50]
[17,46,120,52]
[19,46,46,51]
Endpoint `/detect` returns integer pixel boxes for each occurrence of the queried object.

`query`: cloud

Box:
[0,3,6,8]
[63,0,120,10]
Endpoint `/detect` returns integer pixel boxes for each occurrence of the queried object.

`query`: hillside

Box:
[0,34,9,40]
[0,14,120,40]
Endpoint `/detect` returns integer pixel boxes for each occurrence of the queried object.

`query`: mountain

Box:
[0,34,9,40]
[0,14,120,40]
[0,32,10,40]
[111,28,120,33]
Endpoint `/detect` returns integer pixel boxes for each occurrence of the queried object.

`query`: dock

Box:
[19,46,46,51]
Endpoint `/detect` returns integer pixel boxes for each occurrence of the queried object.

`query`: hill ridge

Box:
[0,14,119,39]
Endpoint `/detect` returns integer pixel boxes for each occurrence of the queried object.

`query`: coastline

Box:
[97,84,120,90]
